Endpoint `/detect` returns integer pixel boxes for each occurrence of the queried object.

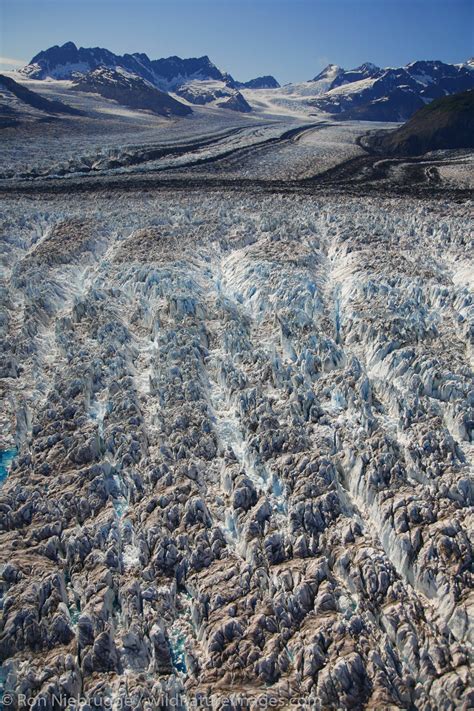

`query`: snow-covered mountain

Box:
[285,60,474,121]
[72,67,192,117]
[19,42,282,115]
[21,42,231,89]
[20,42,278,93]
[17,43,474,122]
[175,80,251,112]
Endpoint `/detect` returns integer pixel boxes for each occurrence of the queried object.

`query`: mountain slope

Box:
[0,73,82,115]
[0,72,83,127]
[367,89,474,154]
[72,67,192,117]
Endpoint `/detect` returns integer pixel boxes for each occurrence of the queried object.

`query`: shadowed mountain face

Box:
[0,72,82,126]
[72,68,192,117]
[368,89,474,154]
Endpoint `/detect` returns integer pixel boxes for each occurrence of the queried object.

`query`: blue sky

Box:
[1,0,473,83]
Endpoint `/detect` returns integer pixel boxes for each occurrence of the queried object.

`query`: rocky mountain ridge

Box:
[235,76,281,89]
[20,41,279,93]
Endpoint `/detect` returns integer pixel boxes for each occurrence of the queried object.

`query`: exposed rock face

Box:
[72,67,192,117]
[235,76,280,89]
[0,190,472,709]
[150,55,234,89]
[217,92,252,113]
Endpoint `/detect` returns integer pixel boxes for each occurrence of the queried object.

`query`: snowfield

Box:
[0,78,473,711]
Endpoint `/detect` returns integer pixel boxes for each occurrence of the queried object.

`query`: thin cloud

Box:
[316,56,330,66]
[0,56,26,67]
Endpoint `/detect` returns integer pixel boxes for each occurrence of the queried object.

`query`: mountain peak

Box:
[354,62,380,73]
[130,52,151,63]
[312,64,344,82]
[236,75,280,89]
